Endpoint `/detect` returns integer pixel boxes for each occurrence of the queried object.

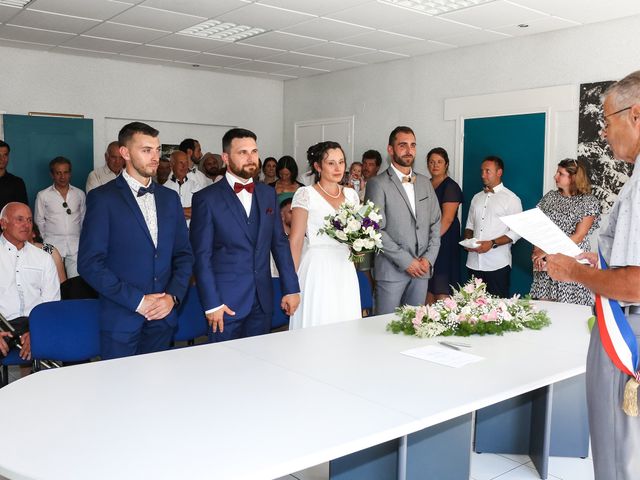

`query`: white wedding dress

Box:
[289,186,362,330]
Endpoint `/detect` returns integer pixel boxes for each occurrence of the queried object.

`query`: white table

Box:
[0,301,591,480]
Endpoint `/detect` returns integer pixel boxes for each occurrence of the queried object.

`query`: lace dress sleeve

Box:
[291,186,310,211]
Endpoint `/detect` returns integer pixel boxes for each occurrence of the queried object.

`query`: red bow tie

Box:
[234,182,255,194]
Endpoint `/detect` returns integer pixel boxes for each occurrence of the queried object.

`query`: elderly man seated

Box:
[0,202,60,360]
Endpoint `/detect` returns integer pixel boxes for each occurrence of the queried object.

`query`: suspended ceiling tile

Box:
[9,9,100,34]
[185,51,249,67]
[274,65,330,77]
[326,1,429,29]
[217,3,314,31]
[231,59,297,73]
[440,1,548,29]
[83,21,168,43]
[493,16,580,36]
[138,0,247,18]
[26,0,134,21]
[384,14,479,40]
[241,30,324,50]
[61,34,140,53]
[439,29,511,47]
[149,33,229,51]
[208,41,285,58]
[296,41,373,58]
[509,0,640,24]
[337,29,420,49]
[0,36,54,50]
[384,39,454,56]
[53,45,118,59]
[305,57,365,71]
[110,5,205,31]
[261,50,332,66]
[0,24,74,44]
[0,5,21,23]
[344,49,408,64]
[255,0,369,17]
[279,17,372,41]
[123,44,199,61]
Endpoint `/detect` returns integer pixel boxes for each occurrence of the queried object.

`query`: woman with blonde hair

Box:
[530,158,600,304]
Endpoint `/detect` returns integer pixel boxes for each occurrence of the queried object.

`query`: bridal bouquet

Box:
[318,200,383,263]
[387,277,550,338]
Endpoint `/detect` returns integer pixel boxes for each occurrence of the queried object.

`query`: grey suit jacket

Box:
[365,168,441,281]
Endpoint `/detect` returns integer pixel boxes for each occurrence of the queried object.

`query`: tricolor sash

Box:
[595,249,640,416]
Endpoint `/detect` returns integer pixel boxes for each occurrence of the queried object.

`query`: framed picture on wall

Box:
[161,143,179,161]
[578,80,634,213]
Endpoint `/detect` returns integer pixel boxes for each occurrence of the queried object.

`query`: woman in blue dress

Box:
[426,147,463,304]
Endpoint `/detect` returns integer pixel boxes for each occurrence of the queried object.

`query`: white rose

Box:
[347,218,361,232]
[335,230,348,241]
[368,211,381,223]
[352,238,365,252]
[364,238,375,249]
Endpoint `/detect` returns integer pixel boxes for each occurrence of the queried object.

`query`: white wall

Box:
[283,14,640,181]
[0,46,284,167]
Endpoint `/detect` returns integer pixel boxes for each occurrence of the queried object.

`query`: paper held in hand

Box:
[499,208,589,263]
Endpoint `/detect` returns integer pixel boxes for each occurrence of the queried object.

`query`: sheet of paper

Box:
[401,345,484,368]
[500,208,585,258]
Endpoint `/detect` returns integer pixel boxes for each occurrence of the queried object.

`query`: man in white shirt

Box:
[464,155,522,297]
[0,202,60,360]
[34,157,86,278]
[85,141,124,192]
[200,152,225,183]
[163,150,203,226]
[179,138,213,187]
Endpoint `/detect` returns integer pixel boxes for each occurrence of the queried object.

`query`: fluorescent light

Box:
[378,0,496,16]
[179,20,265,42]
[0,0,32,7]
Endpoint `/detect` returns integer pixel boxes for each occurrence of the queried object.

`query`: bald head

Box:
[0,202,33,249]
[105,141,124,174]
[170,150,189,181]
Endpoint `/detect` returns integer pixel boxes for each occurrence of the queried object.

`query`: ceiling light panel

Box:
[0,0,32,7]
[378,0,497,16]
[179,20,265,42]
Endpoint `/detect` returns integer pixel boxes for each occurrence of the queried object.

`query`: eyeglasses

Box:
[62,202,71,215]
[601,106,632,133]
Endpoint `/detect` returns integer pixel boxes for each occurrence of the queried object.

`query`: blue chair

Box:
[357,271,374,316]
[174,285,208,346]
[1,348,31,387]
[271,278,289,330]
[29,299,100,370]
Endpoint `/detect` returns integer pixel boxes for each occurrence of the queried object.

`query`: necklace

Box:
[317,182,341,199]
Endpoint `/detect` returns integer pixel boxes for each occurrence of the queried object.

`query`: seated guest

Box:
[156,158,171,185]
[85,141,124,192]
[34,156,86,278]
[31,224,66,283]
[179,138,212,187]
[164,150,204,226]
[200,152,224,183]
[0,202,60,360]
[261,157,277,184]
[270,155,304,203]
[0,140,28,213]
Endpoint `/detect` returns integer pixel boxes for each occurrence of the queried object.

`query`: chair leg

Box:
[1,365,8,388]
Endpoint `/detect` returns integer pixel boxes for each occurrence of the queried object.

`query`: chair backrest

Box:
[357,271,373,311]
[174,285,208,343]
[271,278,289,329]
[29,299,100,362]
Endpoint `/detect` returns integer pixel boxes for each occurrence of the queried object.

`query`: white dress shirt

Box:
[226,171,254,217]
[465,183,523,272]
[389,163,416,215]
[191,167,213,187]
[34,184,86,259]
[121,170,158,248]
[86,165,119,192]
[0,235,60,321]
[164,174,204,227]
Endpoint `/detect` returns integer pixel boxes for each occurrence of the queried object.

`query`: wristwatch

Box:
[491,240,499,249]
[171,295,180,308]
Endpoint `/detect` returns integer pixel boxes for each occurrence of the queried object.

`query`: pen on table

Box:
[438,341,460,351]
[445,340,471,348]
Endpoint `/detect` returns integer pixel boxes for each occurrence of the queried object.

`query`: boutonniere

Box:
[266,208,274,215]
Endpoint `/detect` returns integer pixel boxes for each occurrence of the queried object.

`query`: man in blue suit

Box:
[190,128,299,342]
[78,122,193,360]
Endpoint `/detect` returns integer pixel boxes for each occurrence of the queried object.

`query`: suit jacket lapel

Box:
[387,169,417,221]
[221,180,252,243]
[115,175,155,247]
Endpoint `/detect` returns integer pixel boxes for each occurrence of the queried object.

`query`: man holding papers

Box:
[547,70,640,480]
[463,156,522,297]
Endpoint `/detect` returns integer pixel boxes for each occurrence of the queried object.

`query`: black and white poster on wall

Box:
[578,80,634,214]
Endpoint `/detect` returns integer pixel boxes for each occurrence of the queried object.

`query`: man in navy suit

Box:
[78,122,193,360]
[190,128,299,342]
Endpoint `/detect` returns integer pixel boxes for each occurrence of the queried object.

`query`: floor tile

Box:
[494,464,561,479]
[547,456,594,480]
[471,453,522,480]
[497,454,532,465]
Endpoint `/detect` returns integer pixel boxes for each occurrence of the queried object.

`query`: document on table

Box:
[500,207,586,260]
[401,345,484,368]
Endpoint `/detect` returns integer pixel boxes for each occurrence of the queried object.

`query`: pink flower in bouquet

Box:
[427,305,440,321]
[481,309,498,322]
[474,297,488,307]
[468,316,478,324]
[463,283,475,294]
[474,277,484,288]
[413,306,427,326]
[443,297,457,310]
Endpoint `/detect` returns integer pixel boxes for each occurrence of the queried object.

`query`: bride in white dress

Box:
[288,141,362,329]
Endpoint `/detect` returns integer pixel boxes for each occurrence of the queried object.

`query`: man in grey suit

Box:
[365,126,441,314]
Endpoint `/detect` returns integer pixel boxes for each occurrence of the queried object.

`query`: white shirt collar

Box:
[389,163,413,181]
[225,171,253,188]
[485,182,505,194]
[0,233,23,251]
[122,169,152,193]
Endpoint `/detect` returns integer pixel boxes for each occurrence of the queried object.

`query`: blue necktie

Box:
[137,183,155,197]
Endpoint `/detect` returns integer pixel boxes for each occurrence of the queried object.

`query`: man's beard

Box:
[393,153,415,168]
[229,162,257,180]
